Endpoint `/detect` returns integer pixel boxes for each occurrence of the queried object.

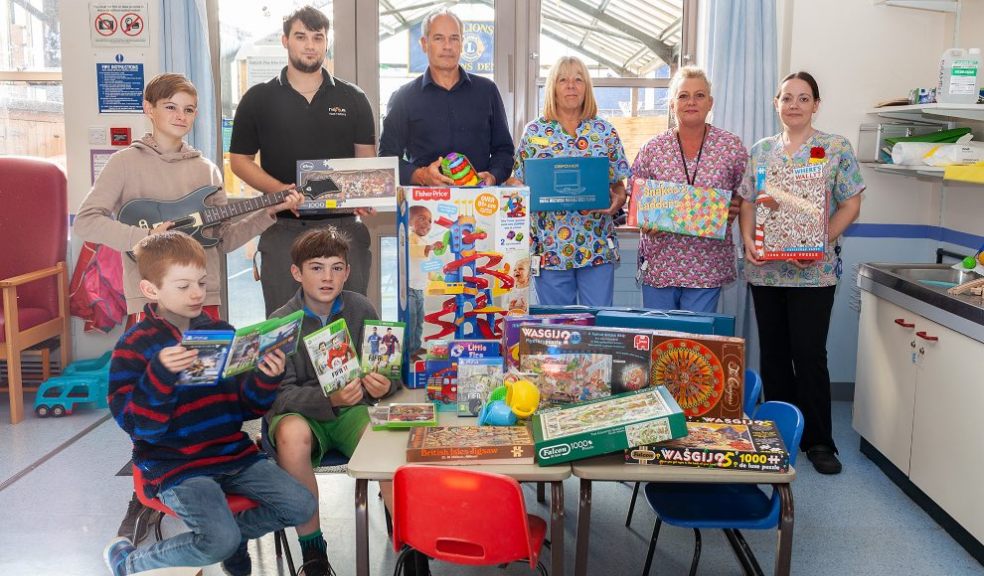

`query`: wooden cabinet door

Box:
[909,317,984,542]
[852,291,918,473]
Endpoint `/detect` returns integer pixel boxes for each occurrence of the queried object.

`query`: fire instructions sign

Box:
[97,62,144,113]
[90,2,148,46]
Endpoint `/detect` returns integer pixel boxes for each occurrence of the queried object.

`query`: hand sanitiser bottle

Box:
[937,48,981,104]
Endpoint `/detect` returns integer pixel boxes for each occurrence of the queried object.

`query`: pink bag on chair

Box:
[69,241,127,333]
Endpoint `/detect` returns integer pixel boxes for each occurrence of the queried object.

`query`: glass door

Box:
[217,0,335,327]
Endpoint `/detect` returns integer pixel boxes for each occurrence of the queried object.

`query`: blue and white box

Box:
[525,156,609,212]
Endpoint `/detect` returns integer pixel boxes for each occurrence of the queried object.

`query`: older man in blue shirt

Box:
[379,8,514,186]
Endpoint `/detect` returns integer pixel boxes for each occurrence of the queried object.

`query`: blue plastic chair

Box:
[639,401,804,576]
[624,372,766,528]
[744,369,763,417]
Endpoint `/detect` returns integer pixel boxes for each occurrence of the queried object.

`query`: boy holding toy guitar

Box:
[73,72,303,549]
[74,72,303,320]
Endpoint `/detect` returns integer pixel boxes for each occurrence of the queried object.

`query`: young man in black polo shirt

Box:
[230,5,377,316]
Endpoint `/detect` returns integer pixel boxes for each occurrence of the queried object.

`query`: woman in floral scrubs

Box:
[631,66,747,312]
[738,71,864,475]
[511,56,631,306]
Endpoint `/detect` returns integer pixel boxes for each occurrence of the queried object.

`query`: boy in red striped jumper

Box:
[102,231,316,576]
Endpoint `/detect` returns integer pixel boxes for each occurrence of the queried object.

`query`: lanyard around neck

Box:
[676,125,708,186]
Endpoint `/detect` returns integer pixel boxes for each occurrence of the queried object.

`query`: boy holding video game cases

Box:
[102,231,316,576]
[263,228,402,575]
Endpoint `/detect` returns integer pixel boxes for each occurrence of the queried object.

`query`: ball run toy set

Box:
[398,185,531,389]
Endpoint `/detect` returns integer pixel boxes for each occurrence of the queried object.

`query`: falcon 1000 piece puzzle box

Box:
[531,387,686,466]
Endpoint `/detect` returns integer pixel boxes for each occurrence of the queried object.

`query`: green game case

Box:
[361,320,405,382]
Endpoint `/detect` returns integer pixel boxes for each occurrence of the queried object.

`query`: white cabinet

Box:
[909,316,984,542]
[853,291,919,473]
[854,290,984,543]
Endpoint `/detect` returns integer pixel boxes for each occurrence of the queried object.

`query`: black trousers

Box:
[750,284,837,452]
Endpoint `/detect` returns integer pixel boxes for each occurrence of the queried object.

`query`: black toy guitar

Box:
[117,186,291,248]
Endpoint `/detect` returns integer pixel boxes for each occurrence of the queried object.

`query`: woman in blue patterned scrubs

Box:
[511,56,631,306]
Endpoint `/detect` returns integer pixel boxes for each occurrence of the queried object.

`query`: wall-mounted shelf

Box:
[863,162,946,179]
[876,0,959,13]
[868,103,984,124]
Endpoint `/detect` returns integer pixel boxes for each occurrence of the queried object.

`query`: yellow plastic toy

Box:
[505,379,540,419]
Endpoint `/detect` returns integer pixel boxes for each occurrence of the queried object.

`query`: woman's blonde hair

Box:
[543,56,598,122]
[668,65,712,100]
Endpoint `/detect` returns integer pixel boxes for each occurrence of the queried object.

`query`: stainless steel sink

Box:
[858,262,984,341]
[888,266,979,288]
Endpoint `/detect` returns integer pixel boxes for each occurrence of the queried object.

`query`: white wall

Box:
[59,2,162,358]
[781,0,983,382]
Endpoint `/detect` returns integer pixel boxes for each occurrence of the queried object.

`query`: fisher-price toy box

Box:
[398,186,531,386]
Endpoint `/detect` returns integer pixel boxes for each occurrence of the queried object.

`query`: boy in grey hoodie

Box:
[73,73,302,562]
[74,73,303,316]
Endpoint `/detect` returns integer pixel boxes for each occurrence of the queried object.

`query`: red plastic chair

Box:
[391,465,548,575]
[132,465,298,575]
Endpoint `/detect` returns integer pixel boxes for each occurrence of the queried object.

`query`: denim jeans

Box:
[125,458,316,573]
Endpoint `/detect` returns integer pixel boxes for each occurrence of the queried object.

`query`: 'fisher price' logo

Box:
[412,188,451,201]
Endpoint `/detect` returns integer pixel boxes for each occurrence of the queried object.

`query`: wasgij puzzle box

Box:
[532,387,686,465]
[296,156,399,212]
[625,417,790,473]
[397,185,531,382]
[406,425,535,465]
[752,162,829,261]
[502,313,594,370]
[649,331,745,419]
[518,324,653,406]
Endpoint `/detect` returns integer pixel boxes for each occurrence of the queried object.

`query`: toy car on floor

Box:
[34,352,111,417]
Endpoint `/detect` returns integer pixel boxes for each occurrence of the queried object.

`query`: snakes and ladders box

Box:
[531,305,736,337]
[649,331,745,419]
[532,387,687,465]
[519,325,654,407]
[752,162,828,261]
[296,156,399,212]
[627,179,732,241]
[625,417,790,473]
[398,186,531,385]
[502,313,595,370]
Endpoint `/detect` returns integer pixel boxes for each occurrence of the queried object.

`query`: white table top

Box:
[346,388,572,482]
[571,453,796,483]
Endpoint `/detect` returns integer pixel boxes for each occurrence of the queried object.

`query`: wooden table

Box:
[571,454,797,576]
[346,389,571,576]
